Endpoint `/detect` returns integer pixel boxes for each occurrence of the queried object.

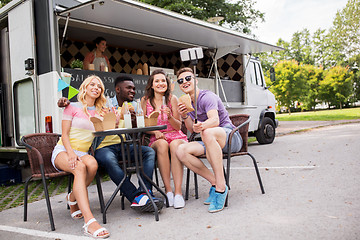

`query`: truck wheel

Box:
[255,117,275,144]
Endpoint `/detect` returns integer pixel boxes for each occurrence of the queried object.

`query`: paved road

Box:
[0,122,359,239]
[276,119,360,136]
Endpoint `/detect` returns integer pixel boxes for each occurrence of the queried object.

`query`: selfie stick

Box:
[180,47,204,123]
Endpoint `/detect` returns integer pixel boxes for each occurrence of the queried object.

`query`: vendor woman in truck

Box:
[83,36,111,72]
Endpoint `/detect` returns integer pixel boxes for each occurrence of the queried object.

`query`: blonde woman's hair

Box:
[77,75,106,117]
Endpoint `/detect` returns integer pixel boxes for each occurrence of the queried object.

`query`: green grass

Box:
[276,107,360,121]
[0,177,69,212]
[0,175,109,212]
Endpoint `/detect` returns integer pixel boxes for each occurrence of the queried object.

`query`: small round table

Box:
[93,125,167,223]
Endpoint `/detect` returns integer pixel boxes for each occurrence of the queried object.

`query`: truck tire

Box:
[255,117,275,144]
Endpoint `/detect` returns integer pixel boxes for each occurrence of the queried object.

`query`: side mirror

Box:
[270,67,276,82]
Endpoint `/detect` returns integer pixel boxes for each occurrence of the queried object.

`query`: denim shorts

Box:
[51,144,88,172]
[197,124,242,154]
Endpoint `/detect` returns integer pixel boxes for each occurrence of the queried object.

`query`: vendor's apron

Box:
[93,52,108,71]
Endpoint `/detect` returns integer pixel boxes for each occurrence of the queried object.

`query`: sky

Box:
[251,0,349,45]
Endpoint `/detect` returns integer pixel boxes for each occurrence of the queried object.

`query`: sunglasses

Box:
[177,75,193,85]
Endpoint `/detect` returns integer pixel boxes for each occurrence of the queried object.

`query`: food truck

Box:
[0,0,282,168]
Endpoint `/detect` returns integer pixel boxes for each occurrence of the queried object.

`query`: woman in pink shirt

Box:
[51,75,110,238]
[141,69,188,209]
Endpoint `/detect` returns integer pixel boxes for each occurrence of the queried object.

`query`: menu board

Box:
[63,68,150,101]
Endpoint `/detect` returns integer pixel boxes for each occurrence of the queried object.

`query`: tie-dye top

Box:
[57,102,98,152]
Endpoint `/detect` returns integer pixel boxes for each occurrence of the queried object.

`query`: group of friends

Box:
[53,46,243,238]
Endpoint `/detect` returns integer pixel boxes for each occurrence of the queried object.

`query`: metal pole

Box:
[193,64,197,123]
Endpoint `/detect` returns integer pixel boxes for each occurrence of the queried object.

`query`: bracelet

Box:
[182,115,189,120]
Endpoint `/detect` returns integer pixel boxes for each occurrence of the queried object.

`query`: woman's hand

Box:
[100,107,110,117]
[160,105,171,118]
[154,131,165,140]
[67,151,80,170]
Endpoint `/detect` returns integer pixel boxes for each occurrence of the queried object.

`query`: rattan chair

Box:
[185,114,265,205]
[21,133,104,231]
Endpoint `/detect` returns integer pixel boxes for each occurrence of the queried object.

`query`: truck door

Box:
[246,60,268,107]
[8,0,38,147]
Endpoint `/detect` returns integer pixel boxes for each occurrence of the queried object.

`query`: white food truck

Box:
[0,0,282,168]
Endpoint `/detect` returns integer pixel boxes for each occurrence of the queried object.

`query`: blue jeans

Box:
[95,144,155,202]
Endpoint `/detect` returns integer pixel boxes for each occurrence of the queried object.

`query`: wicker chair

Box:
[21,133,104,231]
[185,114,265,205]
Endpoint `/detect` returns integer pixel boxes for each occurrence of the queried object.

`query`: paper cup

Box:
[60,72,72,85]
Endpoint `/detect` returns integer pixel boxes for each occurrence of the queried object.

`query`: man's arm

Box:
[178,102,194,133]
[192,109,219,133]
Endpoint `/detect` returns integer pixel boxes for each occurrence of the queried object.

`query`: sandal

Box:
[67,192,83,219]
[83,218,110,239]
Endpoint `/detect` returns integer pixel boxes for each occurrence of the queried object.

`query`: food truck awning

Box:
[56,0,283,54]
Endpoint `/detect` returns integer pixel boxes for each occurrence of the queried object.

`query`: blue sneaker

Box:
[131,193,164,212]
[208,186,229,213]
[203,186,216,205]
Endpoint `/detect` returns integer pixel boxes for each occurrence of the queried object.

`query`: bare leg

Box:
[169,139,186,195]
[66,155,97,218]
[201,127,227,192]
[54,153,108,237]
[151,139,172,193]
[176,142,216,185]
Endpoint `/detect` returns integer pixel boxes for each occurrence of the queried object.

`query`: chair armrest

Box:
[226,116,251,153]
[21,136,33,149]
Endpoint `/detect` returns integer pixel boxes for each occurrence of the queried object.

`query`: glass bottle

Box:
[106,96,116,112]
[123,101,132,129]
[136,99,145,128]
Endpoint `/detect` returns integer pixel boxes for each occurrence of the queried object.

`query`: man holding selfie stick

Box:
[176,48,243,213]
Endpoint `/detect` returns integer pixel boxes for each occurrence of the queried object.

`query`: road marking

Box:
[0,225,89,239]
[231,166,318,170]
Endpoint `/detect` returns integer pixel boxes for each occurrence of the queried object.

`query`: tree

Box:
[139,0,264,34]
[289,29,314,65]
[300,64,324,110]
[328,0,360,66]
[0,0,12,8]
[270,60,308,113]
[318,66,353,109]
[312,29,331,68]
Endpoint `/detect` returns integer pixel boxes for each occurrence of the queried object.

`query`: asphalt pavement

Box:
[0,121,359,240]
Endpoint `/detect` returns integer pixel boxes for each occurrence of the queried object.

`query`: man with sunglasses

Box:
[176,67,242,213]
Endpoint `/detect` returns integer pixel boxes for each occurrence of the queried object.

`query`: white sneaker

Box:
[166,192,174,207]
[173,194,185,209]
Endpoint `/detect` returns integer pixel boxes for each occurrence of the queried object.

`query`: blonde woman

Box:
[141,69,188,209]
[51,75,110,238]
